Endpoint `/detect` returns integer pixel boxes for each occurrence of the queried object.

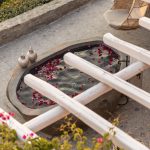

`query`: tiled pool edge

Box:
[0,0,91,46]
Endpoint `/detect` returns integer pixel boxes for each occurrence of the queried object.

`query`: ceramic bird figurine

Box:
[18,55,29,68]
[27,47,37,63]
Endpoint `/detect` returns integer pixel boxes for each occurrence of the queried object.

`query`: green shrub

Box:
[0,117,122,150]
[0,124,21,150]
[0,0,53,22]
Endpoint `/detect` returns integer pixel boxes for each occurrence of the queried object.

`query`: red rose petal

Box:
[22,135,27,139]
[97,137,103,143]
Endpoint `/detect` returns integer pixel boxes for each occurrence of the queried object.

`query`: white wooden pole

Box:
[0,108,37,141]
[24,61,149,132]
[139,17,150,30]
[103,33,150,65]
[64,53,150,109]
[24,74,149,150]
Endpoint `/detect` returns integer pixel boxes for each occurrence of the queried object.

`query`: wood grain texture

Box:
[64,52,150,109]
[24,61,149,132]
[103,33,150,65]
[24,74,149,150]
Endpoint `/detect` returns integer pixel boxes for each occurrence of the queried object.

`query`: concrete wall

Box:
[0,0,91,45]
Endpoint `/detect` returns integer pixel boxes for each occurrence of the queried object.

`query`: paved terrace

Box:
[0,0,150,147]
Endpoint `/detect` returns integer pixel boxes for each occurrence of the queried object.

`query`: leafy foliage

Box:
[0,117,122,150]
[0,0,52,22]
[0,124,21,150]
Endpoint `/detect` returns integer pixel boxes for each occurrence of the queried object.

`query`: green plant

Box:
[0,124,22,150]
[58,116,118,150]
[0,116,122,150]
[0,0,53,22]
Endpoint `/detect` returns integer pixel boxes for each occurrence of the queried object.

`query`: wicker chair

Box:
[104,0,149,29]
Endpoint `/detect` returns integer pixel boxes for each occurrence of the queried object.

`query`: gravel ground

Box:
[0,0,149,148]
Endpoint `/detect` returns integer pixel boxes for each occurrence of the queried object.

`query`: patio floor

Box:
[0,0,149,147]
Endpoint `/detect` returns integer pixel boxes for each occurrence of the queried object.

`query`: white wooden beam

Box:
[64,53,150,109]
[103,33,150,65]
[139,17,150,30]
[0,108,37,141]
[24,61,149,132]
[24,74,150,150]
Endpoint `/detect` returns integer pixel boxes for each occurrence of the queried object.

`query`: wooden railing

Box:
[139,17,150,30]
[24,61,148,133]
[24,74,149,150]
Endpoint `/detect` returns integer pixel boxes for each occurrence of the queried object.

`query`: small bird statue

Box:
[18,55,29,68]
[27,47,37,63]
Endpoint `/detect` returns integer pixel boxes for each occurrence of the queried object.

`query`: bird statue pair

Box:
[18,47,37,68]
